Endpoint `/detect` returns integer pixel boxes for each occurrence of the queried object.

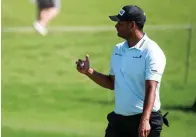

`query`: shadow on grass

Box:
[163,105,196,113]
[77,98,114,105]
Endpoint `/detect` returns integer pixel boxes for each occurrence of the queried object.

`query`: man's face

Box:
[115,21,133,39]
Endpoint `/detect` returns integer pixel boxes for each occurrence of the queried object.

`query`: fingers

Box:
[78,59,83,63]
[147,129,150,137]
[139,128,150,137]
[76,54,90,74]
[76,59,83,68]
[140,129,145,137]
[76,58,86,74]
[76,59,84,65]
[76,54,89,64]
[144,130,149,137]
[76,54,89,68]
[85,54,89,63]
[139,129,150,137]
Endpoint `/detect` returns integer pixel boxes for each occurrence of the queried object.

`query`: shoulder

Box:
[115,41,127,49]
[112,41,127,53]
[144,37,166,60]
[110,41,127,58]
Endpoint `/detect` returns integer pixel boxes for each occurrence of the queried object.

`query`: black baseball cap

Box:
[109,5,146,28]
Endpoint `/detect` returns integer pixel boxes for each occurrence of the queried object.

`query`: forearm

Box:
[141,81,157,120]
[85,68,114,90]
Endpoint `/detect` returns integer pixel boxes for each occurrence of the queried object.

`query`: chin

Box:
[117,33,122,37]
[117,33,125,39]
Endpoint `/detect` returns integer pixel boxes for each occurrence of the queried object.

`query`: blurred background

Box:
[1,0,196,137]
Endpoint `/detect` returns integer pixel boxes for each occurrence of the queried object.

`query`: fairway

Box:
[2,0,196,137]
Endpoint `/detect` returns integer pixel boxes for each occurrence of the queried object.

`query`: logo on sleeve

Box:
[151,69,158,72]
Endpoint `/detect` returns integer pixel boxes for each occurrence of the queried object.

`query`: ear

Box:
[128,21,135,30]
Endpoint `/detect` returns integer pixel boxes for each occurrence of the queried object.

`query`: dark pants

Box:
[36,0,55,9]
[105,111,163,137]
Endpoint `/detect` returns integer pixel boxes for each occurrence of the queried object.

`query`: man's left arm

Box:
[139,49,166,137]
[141,80,158,122]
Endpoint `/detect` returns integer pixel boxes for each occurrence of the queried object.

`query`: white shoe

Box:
[33,21,48,36]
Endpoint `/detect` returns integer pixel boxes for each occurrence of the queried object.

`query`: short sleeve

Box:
[145,49,166,82]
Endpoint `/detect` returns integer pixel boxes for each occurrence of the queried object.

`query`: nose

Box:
[115,22,119,30]
[115,23,118,29]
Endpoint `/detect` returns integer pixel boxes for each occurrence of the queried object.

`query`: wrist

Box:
[86,68,94,75]
[141,114,150,122]
[141,118,150,122]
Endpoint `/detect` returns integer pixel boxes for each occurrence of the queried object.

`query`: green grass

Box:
[2,0,196,26]
[2,126,95,137]
[2,0,196,137]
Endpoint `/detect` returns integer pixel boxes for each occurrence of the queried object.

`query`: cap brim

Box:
[109,15,120,22]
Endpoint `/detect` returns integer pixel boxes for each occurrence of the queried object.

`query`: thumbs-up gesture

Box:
[76,54,90,74]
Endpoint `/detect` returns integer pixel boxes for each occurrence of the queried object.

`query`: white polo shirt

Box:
[109,34,166,116]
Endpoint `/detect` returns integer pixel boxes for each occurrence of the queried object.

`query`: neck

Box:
[127,31,144,48]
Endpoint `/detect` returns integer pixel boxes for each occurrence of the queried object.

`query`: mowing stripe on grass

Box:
[2,25,193,33]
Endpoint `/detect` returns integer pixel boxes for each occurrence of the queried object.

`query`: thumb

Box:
[85,54,89,62]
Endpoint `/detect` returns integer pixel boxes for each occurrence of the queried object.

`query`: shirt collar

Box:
[125,33,148,51]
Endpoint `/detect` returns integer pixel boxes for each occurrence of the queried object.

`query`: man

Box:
[76,5,169,137]
[32,0,61,36]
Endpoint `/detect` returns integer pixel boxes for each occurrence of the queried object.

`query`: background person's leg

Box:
[37,0,60,27]
[39,7,59,27]
[34,0,60,35]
